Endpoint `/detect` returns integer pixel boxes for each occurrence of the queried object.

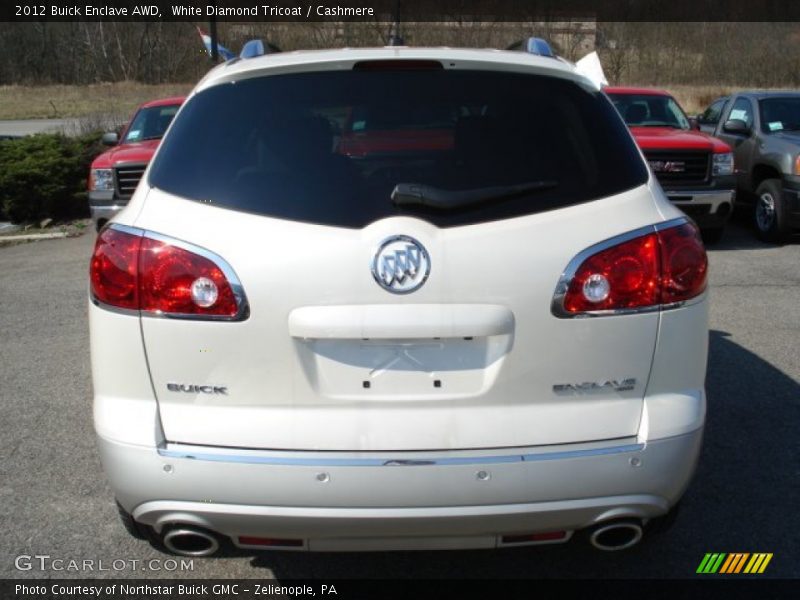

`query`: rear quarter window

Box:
[149,69,648,228]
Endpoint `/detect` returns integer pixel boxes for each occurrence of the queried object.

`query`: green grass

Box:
[0,81,193,120]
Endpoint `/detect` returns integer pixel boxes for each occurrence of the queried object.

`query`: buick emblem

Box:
[371,235,431,294]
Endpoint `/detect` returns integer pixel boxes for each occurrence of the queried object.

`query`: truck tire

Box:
[754,179,788,243]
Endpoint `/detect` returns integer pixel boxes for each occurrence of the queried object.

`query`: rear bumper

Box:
[99,427,703,551]
[665,189,734,228]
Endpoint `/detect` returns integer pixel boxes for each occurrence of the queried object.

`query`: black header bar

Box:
[3,0,800,22]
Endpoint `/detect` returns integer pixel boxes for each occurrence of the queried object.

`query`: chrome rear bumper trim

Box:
[158,441,645,467]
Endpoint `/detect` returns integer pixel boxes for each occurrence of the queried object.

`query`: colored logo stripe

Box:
[697,553,726,573]
[698,553,773,574]
[744,553,773,574]
[720,553,749,573]
[719,553,736,573]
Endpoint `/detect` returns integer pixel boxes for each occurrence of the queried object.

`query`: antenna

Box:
[388,0,405,46]
[209,16,219,62]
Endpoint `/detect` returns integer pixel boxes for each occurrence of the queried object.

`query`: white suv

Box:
[89,41,708,556]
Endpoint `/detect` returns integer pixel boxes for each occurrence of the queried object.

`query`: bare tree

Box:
[2,22,800,88]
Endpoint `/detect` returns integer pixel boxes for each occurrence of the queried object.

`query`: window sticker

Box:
[127,129,141,140]
[768,121,783,131]
[729,109,748,121]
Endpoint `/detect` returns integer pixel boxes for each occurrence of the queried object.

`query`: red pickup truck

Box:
[606,87,735,243]
[337,104,455,157]
[88,96,184,230]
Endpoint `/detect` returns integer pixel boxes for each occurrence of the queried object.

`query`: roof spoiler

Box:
[239,39,282,59]
[507,37,555,58]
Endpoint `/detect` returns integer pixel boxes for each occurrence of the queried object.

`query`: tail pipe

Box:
[588,518,644,551]
[162,527,221,557]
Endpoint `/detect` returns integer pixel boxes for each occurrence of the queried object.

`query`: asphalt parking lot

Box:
[1,221,798,580]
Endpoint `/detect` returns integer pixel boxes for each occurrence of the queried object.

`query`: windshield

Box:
[149,69,647,229]
[607,93,691,129]
[759,97,800,133]
[122,104,180,143]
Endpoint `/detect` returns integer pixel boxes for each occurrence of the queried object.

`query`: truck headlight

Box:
[90,169,114,191]
[712,152,734,176]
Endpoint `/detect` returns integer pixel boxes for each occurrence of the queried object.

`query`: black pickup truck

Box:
[698,91,800,242]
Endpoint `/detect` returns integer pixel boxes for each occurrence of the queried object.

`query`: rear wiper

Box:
[391,180,558,210]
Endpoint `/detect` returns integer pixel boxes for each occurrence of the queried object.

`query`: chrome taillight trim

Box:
[90,223,250,322]
[550,217,700,319]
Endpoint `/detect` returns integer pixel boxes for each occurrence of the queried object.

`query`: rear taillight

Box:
[90,226,246,319]
[657,224,708,304]
[139,238,239,316]
[90,228,141,310]
[563,232,660,313]
[554,220,707,317]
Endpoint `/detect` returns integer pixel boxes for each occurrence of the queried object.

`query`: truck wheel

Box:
[701,227,724,245]
[754,179,788,243]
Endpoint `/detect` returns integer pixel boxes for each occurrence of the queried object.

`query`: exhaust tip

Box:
[163,527,220,557]
[589,519,643,552]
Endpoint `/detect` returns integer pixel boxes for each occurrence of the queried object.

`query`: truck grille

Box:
[114,164,147,199]
[643,150,710,187]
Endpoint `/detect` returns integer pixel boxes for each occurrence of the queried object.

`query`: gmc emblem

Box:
[648,160,685,173]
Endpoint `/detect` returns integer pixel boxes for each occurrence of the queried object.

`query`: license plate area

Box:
[294,335,512,401]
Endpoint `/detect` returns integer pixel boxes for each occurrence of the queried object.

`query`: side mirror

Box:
[688,117,700,131]
[722,119,750,135]
[101,132,119,146]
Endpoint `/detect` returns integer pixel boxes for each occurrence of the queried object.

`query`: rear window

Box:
[149,69,647,228]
